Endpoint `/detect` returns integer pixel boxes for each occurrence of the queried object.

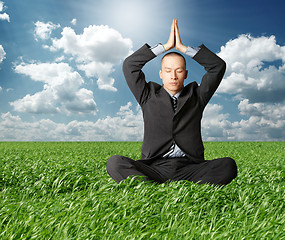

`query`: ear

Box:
[184,70,188,79]
[159,69,163,79]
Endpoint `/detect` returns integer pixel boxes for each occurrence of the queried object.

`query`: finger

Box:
[175,19,179,34]
[175,21,182,42]
[171,19,175,33]
[170,19,175,40]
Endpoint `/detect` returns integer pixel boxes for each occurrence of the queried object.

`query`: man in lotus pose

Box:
[106,19,237,185]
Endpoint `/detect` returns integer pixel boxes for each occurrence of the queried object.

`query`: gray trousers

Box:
[106,156,237,185]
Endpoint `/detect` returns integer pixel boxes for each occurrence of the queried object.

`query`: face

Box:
[159,55,188,95]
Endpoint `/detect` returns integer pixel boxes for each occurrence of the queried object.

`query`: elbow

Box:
[220,59,226,75]
[222,59,226,70]
[122,57,130,76]
[123,54,135,75]
[122,57,128,70]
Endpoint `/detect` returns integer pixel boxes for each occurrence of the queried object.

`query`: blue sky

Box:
[0,0,284,141]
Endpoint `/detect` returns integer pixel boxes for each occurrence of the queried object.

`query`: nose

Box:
[171,70,177,79]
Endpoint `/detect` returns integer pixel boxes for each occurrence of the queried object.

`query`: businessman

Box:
[106,19,237,185]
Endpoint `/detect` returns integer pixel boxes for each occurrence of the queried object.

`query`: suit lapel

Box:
[157,82,197,115]
[175,82,197,115]
[157,87,174,113]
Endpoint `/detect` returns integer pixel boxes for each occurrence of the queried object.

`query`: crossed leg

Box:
[106,155,237,185]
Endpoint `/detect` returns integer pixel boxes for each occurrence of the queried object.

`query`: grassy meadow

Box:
[0,141,284,239]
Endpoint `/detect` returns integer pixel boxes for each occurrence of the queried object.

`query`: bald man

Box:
[106,19,237,185]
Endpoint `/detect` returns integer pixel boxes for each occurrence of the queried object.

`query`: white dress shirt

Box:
[150,43,200,57]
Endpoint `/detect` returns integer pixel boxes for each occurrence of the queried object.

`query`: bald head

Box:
[159,51,188,95]
[161,52,186,69]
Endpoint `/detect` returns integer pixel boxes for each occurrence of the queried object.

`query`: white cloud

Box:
[0,112,62,141]
[0,102,143,141]
[0,44,6,64]
[71,18,77,26]
[50,24,133,91]
[55,55,65,62]
[92,102,143,141]
[0,12,9,22]
[1,100,284,141]
[0,86,2,92]
[9,22,132,117]
[236,99,285,139]
[238,99,284,118]
[212,34,285,140]
[11,62,97,114]
[77,61,117,91]
[0,1,9,22]
[201,102,285,141]
[201,104,233,141]
[6,88,13,92]
[5,30,284,141]
[34,21,60,41]
[217,34,285,103]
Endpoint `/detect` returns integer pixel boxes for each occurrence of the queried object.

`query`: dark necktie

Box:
[172,96,178,112]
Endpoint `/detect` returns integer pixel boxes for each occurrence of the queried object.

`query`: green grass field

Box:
[0,142,284,239]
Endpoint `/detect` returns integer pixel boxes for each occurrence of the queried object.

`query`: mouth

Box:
[169,82,178,86]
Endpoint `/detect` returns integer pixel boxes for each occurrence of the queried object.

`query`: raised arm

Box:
[123,20,178,104]
[174,19,226,107]
[194,46,226,107]
[122,44,156,105]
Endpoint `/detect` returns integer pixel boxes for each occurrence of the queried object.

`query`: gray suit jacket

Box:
[123,44,226,163]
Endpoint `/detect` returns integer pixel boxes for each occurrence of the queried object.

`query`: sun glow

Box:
[85,0,174,44]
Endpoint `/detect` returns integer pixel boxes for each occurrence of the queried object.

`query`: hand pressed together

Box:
[163,19,187,53]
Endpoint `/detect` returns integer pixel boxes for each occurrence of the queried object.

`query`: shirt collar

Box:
[163,87,183,98]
